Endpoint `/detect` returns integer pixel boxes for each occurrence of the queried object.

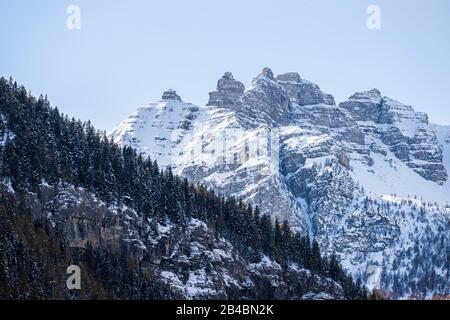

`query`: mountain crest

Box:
[162,89,182,102]
[349,88,382,102]
[260,67,275,80]
[207,72,245,107]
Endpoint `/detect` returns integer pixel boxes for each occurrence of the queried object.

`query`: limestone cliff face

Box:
[12,183,345,300]
[277,72,335,107]
[207,72,245,108]
[340,89,448,184]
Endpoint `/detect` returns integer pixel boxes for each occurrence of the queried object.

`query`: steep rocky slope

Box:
[4,183,345,299]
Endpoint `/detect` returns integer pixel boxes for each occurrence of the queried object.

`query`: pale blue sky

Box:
[1,0,449,130]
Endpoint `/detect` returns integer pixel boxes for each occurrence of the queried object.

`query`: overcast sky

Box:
[1,0,449,130]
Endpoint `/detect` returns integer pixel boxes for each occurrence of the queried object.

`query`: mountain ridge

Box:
[110,68,450,298]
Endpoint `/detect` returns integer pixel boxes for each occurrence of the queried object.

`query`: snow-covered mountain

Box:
[110,68,450,298]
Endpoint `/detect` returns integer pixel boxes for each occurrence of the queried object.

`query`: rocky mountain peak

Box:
[207,72,245,107]
[340,89,383,122]
[277,73,335,106]
[349,88,382,102]
[242,68,293,125]
[222,71,235,81]
[341,88,448,184]
[161,89,182,102]
[260,67,275,80]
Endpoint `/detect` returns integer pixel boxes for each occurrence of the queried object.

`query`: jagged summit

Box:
[243,68,293,125]
[348,88,382,102]
[222,71,235,81]
[207,72,245,107]
[207,68,335,111]
[161,89,182,102]
[260,67,275,80]
[340,89,447,183]
[277,72,335,106]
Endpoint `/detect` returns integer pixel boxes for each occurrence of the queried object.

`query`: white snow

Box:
[350,145,450,205]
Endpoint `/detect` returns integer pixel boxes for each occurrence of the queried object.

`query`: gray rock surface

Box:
[15,182,345,300]
[207,72,245,107]
[341,89,448,183]
[240,68,293,126]
[277,72,335,106]
[162,89,182,102]
[110,69,450,298]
